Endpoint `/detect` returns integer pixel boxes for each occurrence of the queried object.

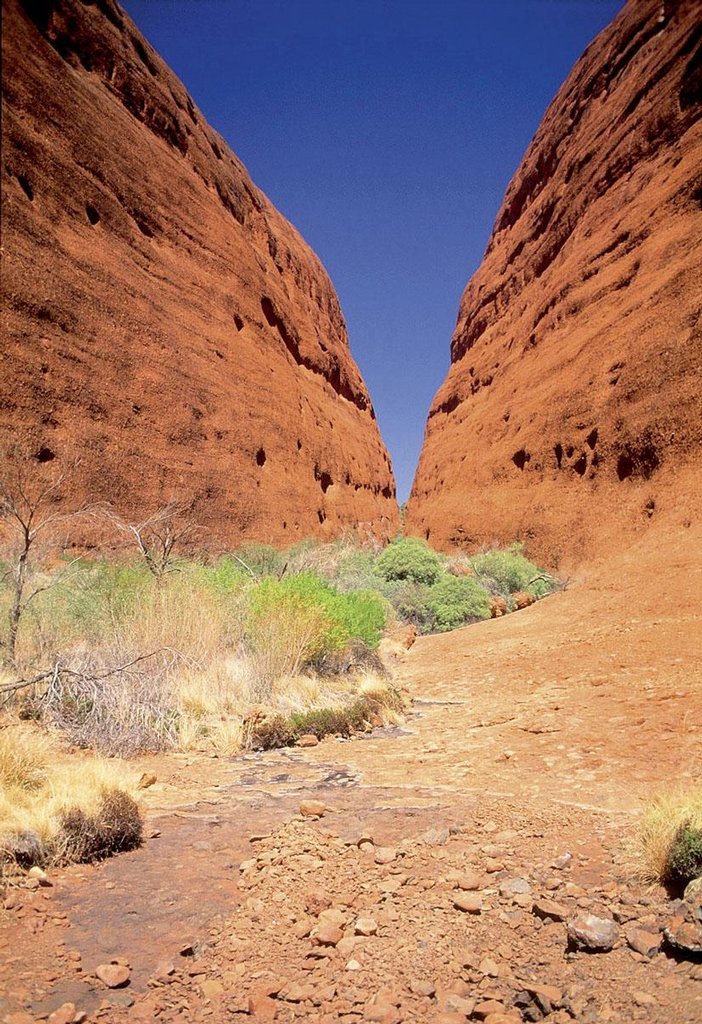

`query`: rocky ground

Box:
[1,522,701,1023]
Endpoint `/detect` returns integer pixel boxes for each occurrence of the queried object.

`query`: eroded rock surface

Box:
[1,0,398,544]
[407,0,701,566]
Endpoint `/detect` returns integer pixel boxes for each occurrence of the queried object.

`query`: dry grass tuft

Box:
[0,723,142,871]
[0,725,50,793]
[635,784,702,886]
[59,788,142,864]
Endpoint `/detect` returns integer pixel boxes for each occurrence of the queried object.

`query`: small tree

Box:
[108,502,198,582]
[0,454,85,667]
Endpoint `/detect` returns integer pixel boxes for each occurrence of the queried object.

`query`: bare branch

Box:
[0,650,165,695]
[106,501,200,581]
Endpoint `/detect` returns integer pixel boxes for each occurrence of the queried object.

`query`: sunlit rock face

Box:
[407,0,701,567]
[1,0,398,546]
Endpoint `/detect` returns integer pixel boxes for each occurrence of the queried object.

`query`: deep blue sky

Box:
[123,0,622,502]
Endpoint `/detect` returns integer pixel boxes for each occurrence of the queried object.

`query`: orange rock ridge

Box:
[407,0,701,567]
[1,0,399,546]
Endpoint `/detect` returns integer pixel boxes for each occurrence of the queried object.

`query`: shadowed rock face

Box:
[407,0,701,567]
[1,0,398,545]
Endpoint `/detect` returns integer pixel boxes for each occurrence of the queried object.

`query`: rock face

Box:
[1,0,398,545]
[407,0,701,566]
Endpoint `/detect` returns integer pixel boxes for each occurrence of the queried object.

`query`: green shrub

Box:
[663,823,702,891]
[470,543,555,598]
[249,573,385,653]
[383,579,435,634]
[252,695,385,750]
[331,589,386,649]
[428,576,491,632]
[187,557,249,594]
[246,573,386,692]
[375,538,443,586]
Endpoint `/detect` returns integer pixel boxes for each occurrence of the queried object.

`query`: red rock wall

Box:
[406,0,701,567]
[1,0,398,546]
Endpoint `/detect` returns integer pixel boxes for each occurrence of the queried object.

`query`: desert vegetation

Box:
[0,461,560,871]
[635,785,702,894]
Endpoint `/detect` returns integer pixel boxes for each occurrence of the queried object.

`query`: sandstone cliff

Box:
[407,0,701,567]
[1,0,398,545]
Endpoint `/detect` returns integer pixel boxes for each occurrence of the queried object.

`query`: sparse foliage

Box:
[108,502,198,581]
[0,454,87,666]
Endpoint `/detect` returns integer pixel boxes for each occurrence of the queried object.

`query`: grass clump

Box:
[250,682,407,751]
[59,788,143,864]
[0,725,143,871]
[635,785,702,891]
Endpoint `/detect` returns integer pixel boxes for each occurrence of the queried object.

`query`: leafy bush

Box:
[375,538,443,586]
[470,543,555,598]
[428,576,491,632]
[383,579,434,634]
[663,823,702,891]
[249,573,385,654]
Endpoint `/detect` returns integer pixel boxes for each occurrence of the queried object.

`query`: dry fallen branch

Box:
[0,650,165,696]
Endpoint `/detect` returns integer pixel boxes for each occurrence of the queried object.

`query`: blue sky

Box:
[123,0,623,502]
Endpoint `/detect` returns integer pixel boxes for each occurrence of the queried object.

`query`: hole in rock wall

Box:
[85,204,101,225]
[554,443,563,469]
[573,453,587,476]
[135,216,154,238]
[617,454,634,480]
[36,447,55,463]
[17,174,34,201]
[261,296,277,327]
[512,449,530,471]
[256,448,266,467]
[234,314,244,332]
[586,428,598,449]
[616,443,660,482]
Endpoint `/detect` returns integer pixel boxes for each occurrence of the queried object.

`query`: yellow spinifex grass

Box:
[0,722,141,865]
[636,784,702,885]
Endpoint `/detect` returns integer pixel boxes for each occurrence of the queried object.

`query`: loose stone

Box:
[567,913,620,952]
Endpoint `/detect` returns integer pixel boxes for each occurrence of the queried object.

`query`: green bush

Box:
[663,823,702,891]
[428,576,491,631]
[247,569,386,679]
[252,695,385,750]
[470,543,555,598]
[383,579,435,634]
[261,574,385,648]
[375,538,443,586]
[187,557,249,594]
